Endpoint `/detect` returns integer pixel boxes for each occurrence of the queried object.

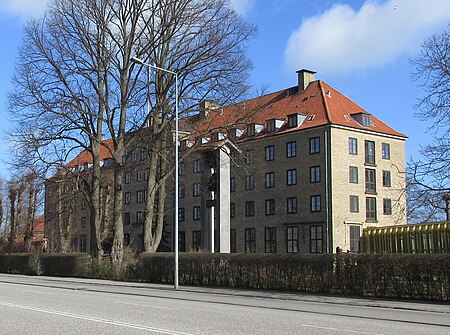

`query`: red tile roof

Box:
[66,139,114,167]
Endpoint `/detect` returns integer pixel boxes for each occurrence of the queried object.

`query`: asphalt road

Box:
[0,274,449,334]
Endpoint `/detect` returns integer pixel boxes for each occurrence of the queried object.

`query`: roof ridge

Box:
[318,80,332,125]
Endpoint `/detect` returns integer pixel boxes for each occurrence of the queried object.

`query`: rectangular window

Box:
[247,123,255,136]
[350,226,361,253]
[382,170,391,187]
[310,225,323,253]
[266,119,275,133]
[192,231,201,251]
[245,149,254,165]
[130,149,137,163]
[125,192,131,204]
[365,140,375,164]
[124,234,130,246]
[265,145,274,161]
[350,195,359,213]
[136,170,143,182]
[124,171,131,184]
[137,190,144,203]
[349,137,358,155]
[124,212,130,225]
[286,226,299,253]
[193,206,201,221]
[230,202,235,218]
[310,137,320,154]
[288,114,299,128]
[366,197,377,221]
[265,172,275,188]
[310,195,321,212]
[287,169,297,186]
[80,235,87,253]
[287,197,297,214]
[141,148,148,160]
[310,166,320,183]
[193,159,201,173]
[179,184,185,198]
[286,141,296,158]
[265,199,275,216]
[81,217,86,228]
[245,201,255,217]
[144,168,149,181]
[383,198,392,215]
[245,228,256,253]
[230,229,237,253]
[230,177,236,192]
[81,199,87,210]
[365,169,376,193]
[179,162,185,176]
[382,143,390,160]
[265,227,277,253]
[136,211,144,224]
[349,166,359,184]
[179,232,186,252]
[193,183,201,197]
[245,175,255,190]
[178,207,185,222]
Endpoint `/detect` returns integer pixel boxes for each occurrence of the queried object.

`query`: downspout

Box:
[325,128,330,254]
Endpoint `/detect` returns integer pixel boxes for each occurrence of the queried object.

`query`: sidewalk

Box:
[28,274,450,314]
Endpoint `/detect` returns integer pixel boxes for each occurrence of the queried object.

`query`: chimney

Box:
[199,100,218,118]
[297,69,316,91]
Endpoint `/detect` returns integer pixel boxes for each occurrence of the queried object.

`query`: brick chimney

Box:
[297,69,316,91]
[199,100,218,118]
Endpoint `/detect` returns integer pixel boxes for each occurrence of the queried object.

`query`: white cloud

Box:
[229,0,255,15]
[284,0,450,74]
[0,0,49,18]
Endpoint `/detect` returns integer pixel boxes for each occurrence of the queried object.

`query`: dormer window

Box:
[266,119,275,133]
[288,114,298,128]
[211,133,218,142]
[247,123,255,136]
[362,114,371,127]
[180,140,187,151]
[228,128,236,140]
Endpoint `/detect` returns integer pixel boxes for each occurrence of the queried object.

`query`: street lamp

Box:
[131,56,179,290]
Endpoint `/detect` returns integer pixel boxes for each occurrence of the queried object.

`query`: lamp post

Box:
[131,56,179,290]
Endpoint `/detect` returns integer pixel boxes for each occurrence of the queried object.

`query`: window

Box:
[382,143,390,160]
[266,119,276,133]
[265,172,275,188]
[350,195,359,213]
[350,226,361,253]
[230,177,236,192]
[124,234,131,246]
[349,166,359,184]
[366,197,377,221]
[124,171,131,184]
[265,145,274,161]
[81,217,86,228]
[124,212,130,225]
[178,208,185,222]
[383,198,392,215]
[230,229,237,253]
[349,137,358,155]
[193,206,201,221]
[382,170,391,187]
[365,169,376,193]
[310,137,320,154]
[136,211,144,224]
[245,149,254,165]
[136,170,143,182]
[230,202,235,218]
[362,114,371,127]
[245,175,255,190]
[286,141,296,158]
[144,169,149,181]
[131,149,137,163]
[245,201,255,217]
[179,162,185,176]
[365,140,375,164]
[287,169,297,185]
[245,228,256,253]
[286,226,299,253]
[192,231,201,251]
[310,166,320,183]
[310,195,321,212]
[125,192,131,204]
[141,148,148,160]
[193,159,201,173]
[310,225,323,253]
[265,227,277,253]
[80,236,87,253]
[265,199,275,216]
[179,184,185,198]
[288,114,299,128]
[137,190,144,203]
[287,197,297,214]
[179,232,186,252]
[193,183,201,197]
[247,123,255,136]
[81,199,87,210]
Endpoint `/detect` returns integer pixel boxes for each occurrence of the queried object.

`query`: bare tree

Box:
[409,27,450,221]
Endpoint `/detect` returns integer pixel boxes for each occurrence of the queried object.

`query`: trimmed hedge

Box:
[39,254,91,277]
[0,253,36,275]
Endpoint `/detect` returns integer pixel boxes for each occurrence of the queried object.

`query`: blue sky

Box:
[0,0,449,178]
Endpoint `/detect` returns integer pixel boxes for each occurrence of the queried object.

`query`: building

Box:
[45,70,407,254]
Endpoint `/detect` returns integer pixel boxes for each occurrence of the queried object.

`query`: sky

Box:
[0,0,449,178]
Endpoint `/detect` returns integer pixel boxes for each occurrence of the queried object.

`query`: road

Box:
[0,274,448,334]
